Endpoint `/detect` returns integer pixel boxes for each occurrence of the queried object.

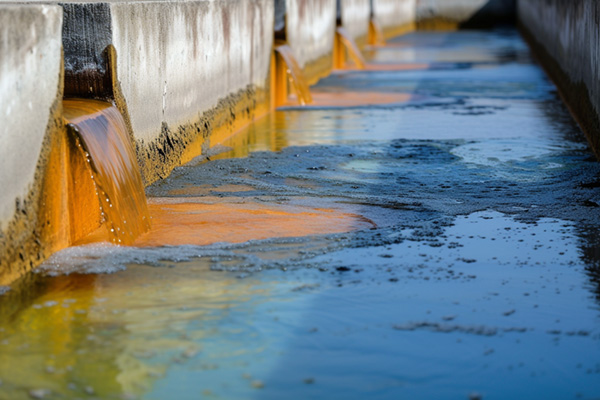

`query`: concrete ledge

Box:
[339,0,370,45]
[518,0,600,158]
[417,0,515,29]
[285,0,336,85]
[372,0,416,38]
[0,4,65,284]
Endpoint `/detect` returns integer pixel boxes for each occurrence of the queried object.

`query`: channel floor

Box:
[1,29,600,400]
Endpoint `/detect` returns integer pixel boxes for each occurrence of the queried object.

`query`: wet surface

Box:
[2,29,600,399]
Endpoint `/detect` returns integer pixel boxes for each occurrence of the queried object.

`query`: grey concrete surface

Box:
[0,4,63,229]
[285,0,337,82]
[518,0,600,157]
[109,1,273,143]
[372,0,416,36]
[338,0,370,42]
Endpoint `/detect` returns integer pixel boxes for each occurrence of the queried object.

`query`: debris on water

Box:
[469,392,483,400]
[251,380,265,389]
[392,322,529,337]
[28,389,51,399]
[182,346,200,359]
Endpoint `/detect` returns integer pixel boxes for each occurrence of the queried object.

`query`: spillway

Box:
[63,99,151,245]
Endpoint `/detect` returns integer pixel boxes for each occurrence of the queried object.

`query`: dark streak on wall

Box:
[61,2,113,99]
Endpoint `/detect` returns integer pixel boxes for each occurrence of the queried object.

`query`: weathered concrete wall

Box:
[0,4,62,230]
[338,0,370,43]
[0,4,66,285]
[417,0,515,28]
[285,0,336,84]
[518,0,600,157]
[59,0,274,184]
[372,0,416,38]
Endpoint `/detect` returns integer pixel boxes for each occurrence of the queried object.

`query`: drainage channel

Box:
[0,28,599,400]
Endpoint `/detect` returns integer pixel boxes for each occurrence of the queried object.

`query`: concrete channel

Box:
[0,0,600,398]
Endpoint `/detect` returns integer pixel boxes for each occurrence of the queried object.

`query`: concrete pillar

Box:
[284,0,337,85]
[339,0,371,45]
[372,0,416,38]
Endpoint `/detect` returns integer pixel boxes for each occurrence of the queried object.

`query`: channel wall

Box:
[2,0,596,284]
[518,0,600,158]
[0,4,66,285]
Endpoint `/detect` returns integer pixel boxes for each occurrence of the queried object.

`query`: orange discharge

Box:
[336,27,367,70]
[130,197,376,247]
[64,99,151,245]
[368,18,387,46]
[274,43,313,106]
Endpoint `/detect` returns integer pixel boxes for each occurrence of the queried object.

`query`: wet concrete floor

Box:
[2,29,600,399]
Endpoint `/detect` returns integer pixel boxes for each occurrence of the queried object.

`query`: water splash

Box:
[63,99,151,245]
[274,42,313,106]
[336,26,366,69]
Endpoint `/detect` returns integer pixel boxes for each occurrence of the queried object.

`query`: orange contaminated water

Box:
[134,198,376,247]
[274,43,313,106]
[77,193,376,247]
[63,99,151,245]
[336,26,367,70]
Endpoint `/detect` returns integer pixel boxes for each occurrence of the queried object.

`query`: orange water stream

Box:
[63,99,151,245]
[274,43,314,105]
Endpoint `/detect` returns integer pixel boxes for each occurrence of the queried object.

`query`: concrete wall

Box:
[372,0,416,37]
[417,0,515,28]
[0,4,62,231]
[518,0,600,157]
[285,0,337,84]
[0,4,65,284]
[338,0,371,43]
[59,0,274,184]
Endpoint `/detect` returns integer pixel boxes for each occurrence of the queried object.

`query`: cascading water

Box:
[368,18,386,46]
[273,42,313,106]
[63,99,151,245]
[336,26,366,69]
